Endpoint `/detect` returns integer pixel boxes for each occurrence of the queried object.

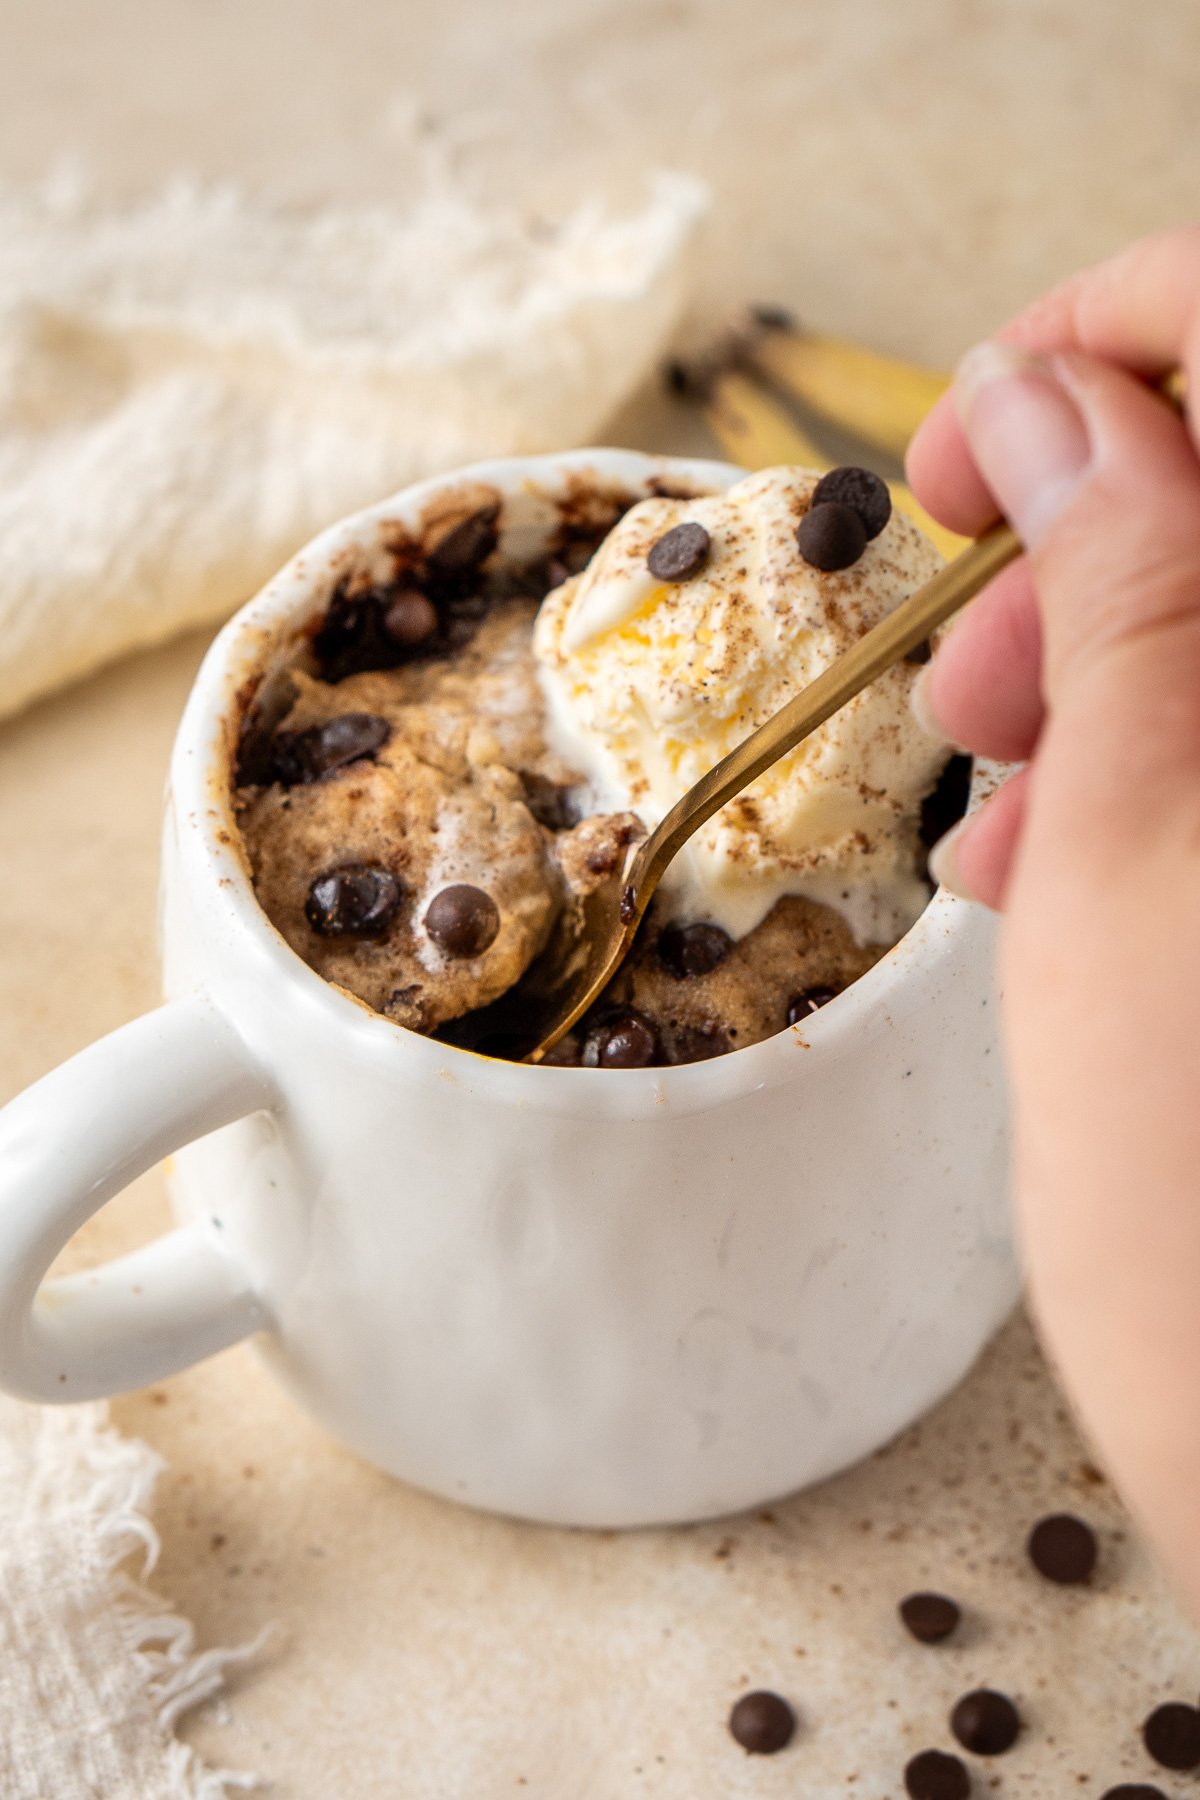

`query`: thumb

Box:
[930,342,1200,905]
[955,342,1200,715]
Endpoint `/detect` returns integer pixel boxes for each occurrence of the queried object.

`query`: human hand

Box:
[906,226,1200,1614]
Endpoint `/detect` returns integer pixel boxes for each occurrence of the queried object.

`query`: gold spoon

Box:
[522,520,1020,1064]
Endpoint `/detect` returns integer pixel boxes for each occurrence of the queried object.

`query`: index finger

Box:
[908,224,1200,536]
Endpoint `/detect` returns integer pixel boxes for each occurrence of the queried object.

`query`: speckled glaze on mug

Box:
[0,451,1018,1527]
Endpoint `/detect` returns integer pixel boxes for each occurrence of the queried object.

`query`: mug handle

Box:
[0,995,276,1403]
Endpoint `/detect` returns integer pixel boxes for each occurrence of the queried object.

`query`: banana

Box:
[703,369,968,562]
[745,314,950,462]
[705,368,830,470]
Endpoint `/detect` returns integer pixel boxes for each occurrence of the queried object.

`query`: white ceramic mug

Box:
[0,450,1018,1527]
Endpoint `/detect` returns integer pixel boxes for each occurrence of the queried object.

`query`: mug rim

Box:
[169,447,978,1115]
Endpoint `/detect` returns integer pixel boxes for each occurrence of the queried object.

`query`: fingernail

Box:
[910,664,948,741]
[928,819,976,902]
[955,341,1092,550]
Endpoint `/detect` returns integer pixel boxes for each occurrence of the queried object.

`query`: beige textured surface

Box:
[5,2,1200,1794]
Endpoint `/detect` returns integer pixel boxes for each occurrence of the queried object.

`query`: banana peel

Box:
[703,369,968,562]
[746,315,950,462]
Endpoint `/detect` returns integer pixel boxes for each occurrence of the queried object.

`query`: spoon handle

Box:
[627,520,1021,905]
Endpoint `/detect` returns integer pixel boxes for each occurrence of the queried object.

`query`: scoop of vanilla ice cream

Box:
[533,465,951,944]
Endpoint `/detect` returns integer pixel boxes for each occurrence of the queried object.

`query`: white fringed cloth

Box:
[0,1398,269,1798]
[0,169,704,721]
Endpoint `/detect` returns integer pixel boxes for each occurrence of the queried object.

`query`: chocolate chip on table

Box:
[787,987,839,1025]
[1143,1702,1200,1770]
[950,1689,1020,1756]
[657,921,732,978]
[647,520,711,581]
[424,885,501,959]
[899,1592,961,1644]
[904,1749,969,1800]
[383,591,439,646]
[796,501,867,572]
[271,713,391,786]
[581,1009,658,1070]
[728,1690,796,1755]
[1027,1513,1097,1584]
[811,465,893,540]
[305,865,402,937]
[1100,1788,1169,1799]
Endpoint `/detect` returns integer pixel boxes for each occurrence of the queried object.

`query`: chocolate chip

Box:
[519,772,579,832]
[271,713,391,786]
[424,885,501,958]
[811,466,893,540]
[797,501,867,571]
[305,865,402,937]
[1143,1703,1200,1770]
[268,733,314,786]
[904,1749,969,1800]
[951,1689,1020,1756]
[428,505,499,580]
[899,1592,961,1644]
[582,1009,658,1070]
[312,585,404,682]
[1028,1513,1097,1584]
[787,987,838,1025]
[647,521,711,581]
[728,1691,795,1755]
[670,1022,733,1063]
[383,591,438,646]
[1101,1788,1169,1799]
[657,921,732,978]
[920,755,973,853]
[317,713,390,767]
